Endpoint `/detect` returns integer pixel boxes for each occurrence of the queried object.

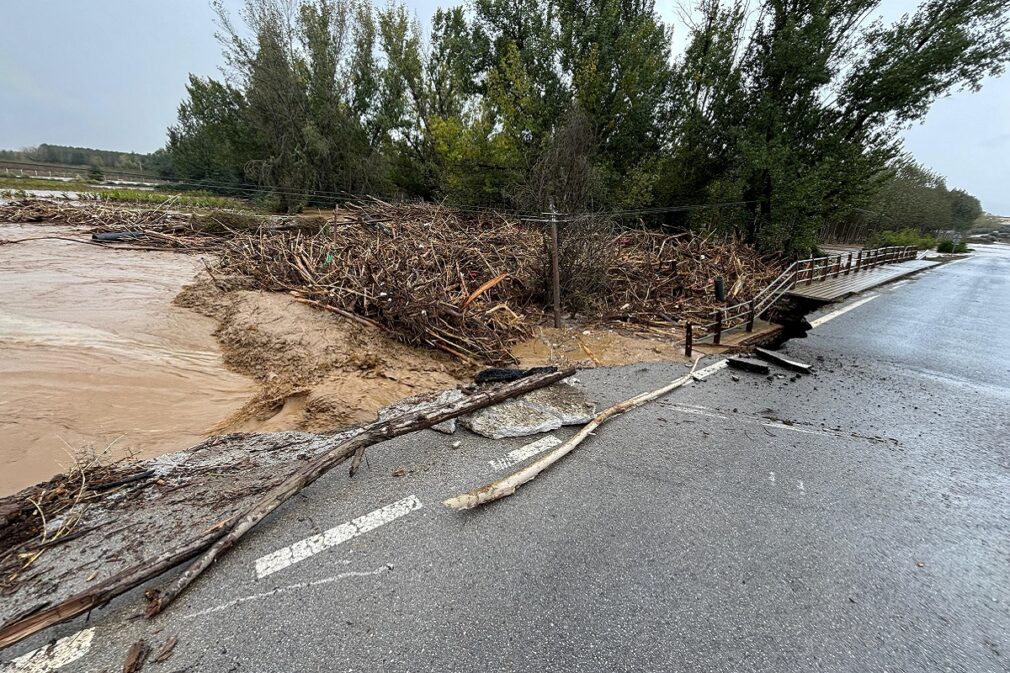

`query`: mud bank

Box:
[175,279,474,433]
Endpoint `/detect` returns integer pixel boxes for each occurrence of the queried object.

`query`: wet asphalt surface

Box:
[3,246,1009,673]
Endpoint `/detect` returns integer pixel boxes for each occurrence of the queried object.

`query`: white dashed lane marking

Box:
[254,495,423,579]
[488,436,562,471]
[3,628,94,673]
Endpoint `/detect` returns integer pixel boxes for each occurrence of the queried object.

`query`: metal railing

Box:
[685,245,916,353]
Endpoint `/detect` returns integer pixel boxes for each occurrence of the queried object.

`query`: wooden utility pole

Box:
[549,201,561,329]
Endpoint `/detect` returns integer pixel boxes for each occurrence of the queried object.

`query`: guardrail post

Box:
[805,259,815,285]
[713,311,723,345]
[820,259,829,282]
[684,322,693,357]
[855,250,862,271]
[845,252,852,275]
[746,300,755,333]
[834,255,843,278]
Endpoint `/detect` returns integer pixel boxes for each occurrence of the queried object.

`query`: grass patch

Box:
[0,175,255,211]
[79,189,252,211]
[866,228,937,250]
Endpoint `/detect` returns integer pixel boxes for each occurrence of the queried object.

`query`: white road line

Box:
[693,359,728,380]
[762,422,834,437]
[181,567,389,620]
[489,435,561,471]
[3,628,94,673]
[664,405,728,419]
[809,295,878,328]
[254,495,422,579]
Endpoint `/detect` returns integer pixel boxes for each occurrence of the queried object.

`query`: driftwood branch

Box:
[0,519,234,650]
[145,367,574,617]
[443,361,700,511]
[0,369,572,650]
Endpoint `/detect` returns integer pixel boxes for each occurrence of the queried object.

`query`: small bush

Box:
[936,239,968,254]
[866,228,937,250]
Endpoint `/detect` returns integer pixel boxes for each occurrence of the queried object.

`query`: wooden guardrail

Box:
[685,245,916,352]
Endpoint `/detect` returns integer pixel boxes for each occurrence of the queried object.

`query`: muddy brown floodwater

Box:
[0,223,253,495]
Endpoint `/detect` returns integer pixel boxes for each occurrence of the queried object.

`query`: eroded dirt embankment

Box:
[176,277,473,434]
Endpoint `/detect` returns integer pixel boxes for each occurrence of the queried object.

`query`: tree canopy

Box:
[164,0,1008,252]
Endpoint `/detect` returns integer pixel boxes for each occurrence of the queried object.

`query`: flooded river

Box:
[0,223,253,495]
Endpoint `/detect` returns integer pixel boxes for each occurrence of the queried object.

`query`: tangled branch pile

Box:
[215,202,782,362]
[0,199,190,231]
[2,199,783,362]
[218,203,547,363]
[607,230,783,329]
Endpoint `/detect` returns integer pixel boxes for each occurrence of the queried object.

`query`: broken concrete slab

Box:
[755,347,812,374]
[461,382,596,439]
[727,357,771,375]
[520,383,597,425]
[461,399,564,439]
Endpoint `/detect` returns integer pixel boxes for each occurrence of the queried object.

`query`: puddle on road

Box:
[0,223,253,495]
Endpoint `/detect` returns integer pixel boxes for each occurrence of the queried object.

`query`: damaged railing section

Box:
[686,245,916,352]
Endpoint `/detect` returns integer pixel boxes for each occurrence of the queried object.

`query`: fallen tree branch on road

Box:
[0,519,234,651]
[0,369,573,650]
[144,367,574,618]
[443,360,701,511]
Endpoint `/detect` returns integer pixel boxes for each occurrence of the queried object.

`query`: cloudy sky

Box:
[2,1,1007,213]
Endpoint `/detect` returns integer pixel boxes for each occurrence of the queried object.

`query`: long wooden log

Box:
[443,361,700,511]
[145,367,574,617]
[0,518,234,650]
[0,369,572,650]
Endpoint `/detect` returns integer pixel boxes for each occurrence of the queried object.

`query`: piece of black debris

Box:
[474,366,559,384]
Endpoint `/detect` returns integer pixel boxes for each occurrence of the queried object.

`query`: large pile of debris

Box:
[0,198,189,232]
[1,198,783,362]
[215,202,782,362]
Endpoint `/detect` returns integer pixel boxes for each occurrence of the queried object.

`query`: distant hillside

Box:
[0,144,169,174]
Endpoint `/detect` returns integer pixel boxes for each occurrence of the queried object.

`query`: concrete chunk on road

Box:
[461,383,596,439]
[755,347,813,373]
[727,357,771,375]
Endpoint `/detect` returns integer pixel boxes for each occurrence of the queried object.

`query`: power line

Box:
[2,158,755,221]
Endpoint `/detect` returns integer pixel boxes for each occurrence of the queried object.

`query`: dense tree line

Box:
[0,144,170,174]
[165,0,1009,254]
[866,159,982,234]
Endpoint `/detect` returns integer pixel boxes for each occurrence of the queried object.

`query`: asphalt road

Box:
[4,246,1009,673]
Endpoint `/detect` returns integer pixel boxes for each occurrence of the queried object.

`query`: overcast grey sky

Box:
[2,1,1007,213]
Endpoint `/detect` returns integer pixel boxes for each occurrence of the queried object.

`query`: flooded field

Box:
[0,223,253,495]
